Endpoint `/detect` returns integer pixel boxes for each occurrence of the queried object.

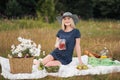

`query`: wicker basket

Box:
[84,44,111,58]
[9,57,34,74]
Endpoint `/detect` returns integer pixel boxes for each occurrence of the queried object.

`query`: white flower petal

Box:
[18,52,22,57]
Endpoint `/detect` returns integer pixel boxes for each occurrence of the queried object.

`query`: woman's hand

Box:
[79,59,83,65]
[55,42,63,50]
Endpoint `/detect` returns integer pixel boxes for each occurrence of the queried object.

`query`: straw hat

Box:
[56,12,79,24]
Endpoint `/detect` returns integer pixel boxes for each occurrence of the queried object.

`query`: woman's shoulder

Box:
[57,29,63,34]
[57,29,63,33]
[74,28,81,35]
[74,28,80,32]
[74,28,79,31]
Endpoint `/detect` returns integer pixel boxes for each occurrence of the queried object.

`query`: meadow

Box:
[0,19,120,80]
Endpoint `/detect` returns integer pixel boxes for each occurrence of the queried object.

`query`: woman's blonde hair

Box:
[61,17,76,30]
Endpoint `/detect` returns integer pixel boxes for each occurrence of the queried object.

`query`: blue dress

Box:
[50,28,81,65]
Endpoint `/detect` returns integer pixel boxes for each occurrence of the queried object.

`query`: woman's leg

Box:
[45,60,61,66]
[42,55,54,65]
[42,54,61,66]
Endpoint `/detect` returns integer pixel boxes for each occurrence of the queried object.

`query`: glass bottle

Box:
[59,39,66,50]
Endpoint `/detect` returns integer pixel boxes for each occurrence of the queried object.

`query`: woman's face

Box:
[63,16,71,26]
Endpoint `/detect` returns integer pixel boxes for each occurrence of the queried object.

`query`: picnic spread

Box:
[0,55,120,79]
[1,37,120,79]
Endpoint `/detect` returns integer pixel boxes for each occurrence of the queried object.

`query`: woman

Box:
[42,12,83,66]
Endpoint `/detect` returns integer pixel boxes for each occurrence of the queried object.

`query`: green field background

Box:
[0,19,120,80]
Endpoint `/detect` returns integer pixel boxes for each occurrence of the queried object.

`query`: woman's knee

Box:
[42,55,54,65]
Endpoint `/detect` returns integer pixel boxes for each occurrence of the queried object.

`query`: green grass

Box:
[0,19,59,31]
[0,19,120,80]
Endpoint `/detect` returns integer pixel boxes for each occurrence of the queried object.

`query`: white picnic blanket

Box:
[0,55,120,79]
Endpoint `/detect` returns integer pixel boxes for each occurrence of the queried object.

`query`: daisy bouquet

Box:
[9,37,41,58]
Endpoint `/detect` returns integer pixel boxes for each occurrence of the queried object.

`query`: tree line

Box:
[0,0,120,22]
